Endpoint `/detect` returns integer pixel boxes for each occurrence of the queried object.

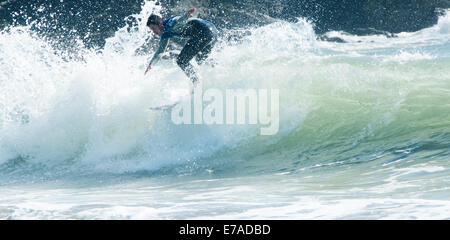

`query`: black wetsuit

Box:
[148,14,218,82]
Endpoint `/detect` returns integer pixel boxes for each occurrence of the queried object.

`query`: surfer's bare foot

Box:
[191,80,199,94]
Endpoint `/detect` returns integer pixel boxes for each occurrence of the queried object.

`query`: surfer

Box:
[144,8,218,84]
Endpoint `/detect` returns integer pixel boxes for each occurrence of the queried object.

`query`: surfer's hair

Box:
[147,14,162,26]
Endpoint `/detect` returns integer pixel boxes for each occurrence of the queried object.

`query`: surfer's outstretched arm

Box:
[144,8,196,75]
[145,37,169,75]
[171,8,196,33]
[187,8,196,17]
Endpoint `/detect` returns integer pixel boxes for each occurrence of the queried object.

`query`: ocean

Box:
[0,1,449,219]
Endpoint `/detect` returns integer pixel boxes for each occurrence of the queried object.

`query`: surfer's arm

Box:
[178,8,196,22]
[187,8,196,18]
[145,38,169,75]
[147,37,169,66]
[172,8,196,32]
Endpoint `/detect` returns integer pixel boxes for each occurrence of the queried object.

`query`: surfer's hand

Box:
[144,64,152,75]
[187,8,196,17]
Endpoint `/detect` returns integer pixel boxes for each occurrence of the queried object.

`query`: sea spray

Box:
[0,1,450,220]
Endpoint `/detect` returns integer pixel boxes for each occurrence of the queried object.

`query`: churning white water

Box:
[0,1,449,219]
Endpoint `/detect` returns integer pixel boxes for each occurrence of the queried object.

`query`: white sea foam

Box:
[1,2,449,220]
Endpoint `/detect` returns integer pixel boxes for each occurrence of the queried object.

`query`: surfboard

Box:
[149,101,180,111]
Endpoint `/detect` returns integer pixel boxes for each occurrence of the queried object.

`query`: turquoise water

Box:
[0,2,449,219]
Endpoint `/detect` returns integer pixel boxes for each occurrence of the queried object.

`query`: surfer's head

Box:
[147,14,163,36]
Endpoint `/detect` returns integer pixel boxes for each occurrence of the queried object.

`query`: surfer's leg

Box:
[177,37,210,83]
[195,39,216,65]
[176,58,198,83]
[177,40,200,82]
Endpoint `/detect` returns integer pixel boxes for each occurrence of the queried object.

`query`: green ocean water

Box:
[0,2,449,219]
